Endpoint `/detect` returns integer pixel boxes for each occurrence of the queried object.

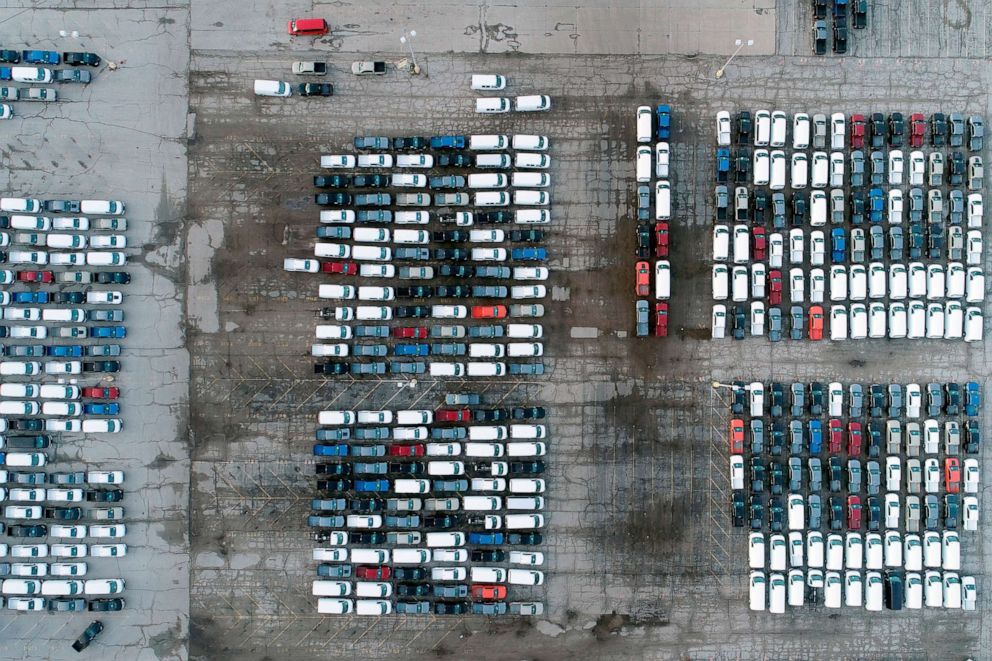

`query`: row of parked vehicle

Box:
[309,397,547,615]
[0,49,101,118]
[718,110,983,152]
[749,568,974,612]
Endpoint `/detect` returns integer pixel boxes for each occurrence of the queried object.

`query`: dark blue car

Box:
[510,247,546,261]
[393,343,429,357]
[656,104,671,139]
[430,135,466,149]
[0,67,11,81]
[13,291,49,304]
[808,420,823,454]
[830,228,846,263]
[88,327,126,338]
[47,345,84,357]
[716,148,730,182]
[965,381,981,417]
[313,443,349,457]
[21,50,59,64]
[467,531,504,545]
[83,403,120,415]
[354,479,390,492]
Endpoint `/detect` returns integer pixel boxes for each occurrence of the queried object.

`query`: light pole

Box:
[400,30,420,75]
[715,39,753,79]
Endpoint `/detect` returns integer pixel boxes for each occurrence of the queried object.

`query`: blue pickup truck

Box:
[430,135,466,149]
[21,50,59,65]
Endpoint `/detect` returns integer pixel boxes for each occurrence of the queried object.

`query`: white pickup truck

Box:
[292,61,327,75]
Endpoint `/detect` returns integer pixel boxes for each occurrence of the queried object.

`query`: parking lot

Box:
[3,0,992,660]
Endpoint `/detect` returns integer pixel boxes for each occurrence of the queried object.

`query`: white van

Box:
[506,343,542,357]
[508,569,544,585]
[655,260,670,299]
[312,580,351,597]
[319,210,355,224]
[42,308,86,322]
[506,442,545,457]
[510,424,545,439]
[394,211,429,225]
[468,174,507,189]
[515,209,550,224]
[513,190,548,206]
[810,191,827,226]
[749,572,766,611]
[0,199,41,213]
[253,80,291,97]
[316,325,352,340]
[0,362,41,376]
[314,243,350,259]
[311,344,348,357]
[427,461,465,476]
[793,113,811,149]
[318,284,355,300]
[509,478,545,493]
[392,229,428,245]
[754,110,771,146]
[317,410,354,425]
[0,383,38,398]
[637,106,653,142]
[475,191,510,206]
[462,496,501,511]
[507,324,542,338]
[466,362,506,377]
[0,401,38,416]
[471,74,506,90]
[513,135,548,151]
[464,443,504,457]
[81,419,122,433]
[352,246,391,262]
[355,600,391,615]
[636,146,652,183]
[469,135,509,150]
[350,548,389,564]
[655,180,671,220]
[393,548,431,564]
[469,426,507,441]
[426,532,465,548]
[39,385,79,399]
[515,95,551,112]
[357,286,394,301]
[770,151,786,190]
[317,598,353,614]
[471,567,506,583]
[476,97,510,113]
[429,362,465,377]
[476,153,511,168]
[511,172,549,188]
[80,200,125,215]
[505,513,544,529]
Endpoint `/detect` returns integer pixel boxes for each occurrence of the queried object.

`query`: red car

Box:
[16,270,53,283]
[388,444,424,457]
[436,408,470,423]
[354,565,391,580]
[471,305,507,319]
[768,270,782,306]
[945,457,961,493]
[847,422,863,456]
[808,305,824,340]
[393,326,427,339]
[470,585,507,600]
[847,495,862,530]
[635,261,650,296]
[82,387,120,399]
[828,419,843,454]
[850,114,866,149]
[654,302,668,337]
[752,227,766,261]
[909,113,926,148]
[655,222,669,258]
[288,18,329,36]
[729,418,745,454]
[321,261,357,274]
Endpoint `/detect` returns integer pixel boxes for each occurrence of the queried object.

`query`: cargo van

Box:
[475,191,509,206]
[0,384,38,398]
[426,532,465,547]
[512,135,548,151]
[351,245,391,261]
[466,362,505,376]
[316,325,352,340]
[810,191,827,226]
[510,425,545,439]
[508,569,545,585]
[655,260,671,299]
[312,580,351,596]
[39,385,79,399]
[11,67,52,84]
[318,284,355,300]
[350,548,389,563]
[506,496,543,509]
[394,479,430,494]
[505,513,545,529]
[513,190,548,206]
[429,362,465,377]
[253,80,292,97]
[469,343,504,358]
[468,174,507,189]
[0,401,38,415]
[476,97,510,113]
[511,172,549,188]
[655,181,671,220]
[357,286,394,301]
[506,343,542,357]
[515,95,550,112]
[636,146,652,183]
[80,200,125,215]
[516,152,550,168]
[469,426,507,441]
[469,135,509,150]
[314,243,350,259]
[319,210,355,224]
[1,198,41,215]
[507,324,542,339]
[514,209,549,224]
[81,419,122,433]
[317,598,353,614]
[355,600,391,615]
[42,308,86,322]
[471,74,506,90]
[636,106,652,143]
[506,442,546,456]
[464,443,504,457]
[0,362,41,376]
[311,344,348,357]
[393,548,431,564]
[427,461,464,475]
[462,496,501,510]
[471,567,506,582]
[475,154,511,168]
[393,229,429,244]
[4,452,45,466]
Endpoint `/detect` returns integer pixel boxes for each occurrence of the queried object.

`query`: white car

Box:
[888,189,903,224]
[806,531,824,568]
[716,111,731,146]
[909,150,925,185]
[962,575,977,611]
[283,258,318,273]
[829,151,844,187]
[884,494,900,529]
[829,305,847,340]
[788,532,804,568]
[711,304,727,339]
[966,231,983,265]
[904,534,923,571]
[789,268,805,303]
[967,193,982,228]
[655,142,670,178]
[942,531,961,570]
[844,571,863,607]
[829,265,847,300]
[748,532,765,569]
[809,268,825,303]
[885,456,902,491]
[884,531,902,567]
[924,571,943,607]
[90,544,127,558]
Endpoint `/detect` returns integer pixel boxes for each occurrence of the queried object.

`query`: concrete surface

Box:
[0,5,190,661]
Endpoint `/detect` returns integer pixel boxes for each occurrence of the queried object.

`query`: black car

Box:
[928,222,945,259]
[85,489,124,502]
[314,174,350,188]
[853,0,868,28]
[470,549,506,563]
[315,192,352,206]
[813,0,828,19]
[49,598,86,612]
[388,462,425,475]
[965,420,981,454]
[434,285,470,298]
[736,111,752,145]
[809,382,824,415]
[437,152,473,168]
[314,362,348,375]
[432,248,468,261]
[473,408,509,422]
[730,380,746,414]
[768,496,784,532]
[63,51,101,66]
[828,458,843,492]
[315,463,350,476]
[949,151,966,186]
[353,136,389,150]
[832,24,847,53]
[869,112,886,149]
[509,229,544,243]
[511,406,546,420]
[792,196,807,225]
[769,461,785,495]
[394,305,430,318]
[353,174,389,188]
[828,496,844,530]
[392,136,427,150]
[45,506,82,520]
[434,601,468,615]
[867,496,882,531]
[750,457,765,493]
[432,230,468,243]
[397,582,431,597]
[931,112,948,147]
[52,291,86,304]
[731,491,745,527]
[476,211,511,224]
[8,524,47,537]
[422,515,462,529]
[395,285,432,298]
[749,495,764,531]
[349,532,385,544]
[0,50,20,63]
[72,621,105,652]
[348,498,384,512]
[82,361,120,373]
[635,224,651,258]
[752,191,768,223]
[732,305,746,340]
[888,112,905,147]
[509,461,545,474]
[946,383,961,415]
[10,419,43,431]
[95,271,131,285]
[88,599,125,612]
[437,265,470,279]
[45,199,81,213]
